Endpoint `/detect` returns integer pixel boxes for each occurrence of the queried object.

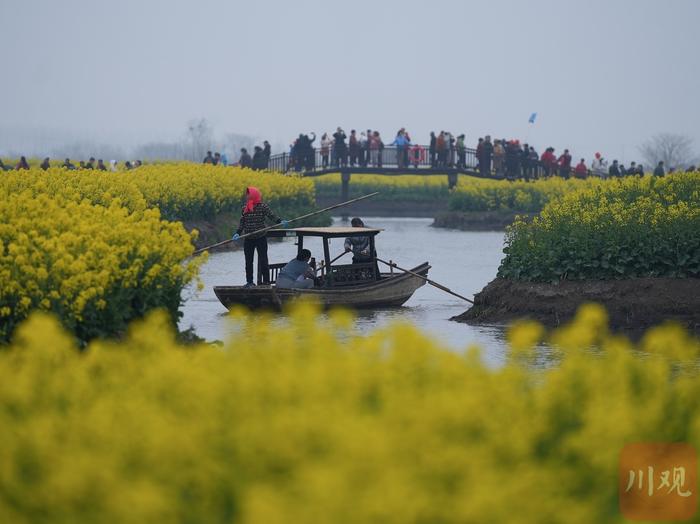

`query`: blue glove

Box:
[232,233,240,241]
[281,220,290,228]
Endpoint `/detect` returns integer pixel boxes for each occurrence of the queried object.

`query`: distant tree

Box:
[186,118,213,161]
[638,133,696,170]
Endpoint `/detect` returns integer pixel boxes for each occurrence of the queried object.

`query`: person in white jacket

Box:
[320,133,332,169]
[591,153,607,178]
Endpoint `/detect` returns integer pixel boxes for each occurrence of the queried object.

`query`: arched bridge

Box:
[266,145,483,184]
[264,145,500,207]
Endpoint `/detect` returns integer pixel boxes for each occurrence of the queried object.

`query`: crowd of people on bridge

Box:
[286,128,471,172]
[278,127,693,179]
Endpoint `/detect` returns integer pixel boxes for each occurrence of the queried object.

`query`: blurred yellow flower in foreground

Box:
[0,303,698,523]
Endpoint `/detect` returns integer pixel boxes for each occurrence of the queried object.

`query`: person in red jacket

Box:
[540,147,556,177]
[558,149,572,179]
[574,158,588,178]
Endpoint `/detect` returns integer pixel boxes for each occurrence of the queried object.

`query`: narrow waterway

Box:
[180,217,511,365]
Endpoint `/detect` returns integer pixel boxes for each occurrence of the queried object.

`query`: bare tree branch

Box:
[185,118,214,162]
[638,133,695,169]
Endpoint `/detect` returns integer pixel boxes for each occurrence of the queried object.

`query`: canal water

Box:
[180,217,510,366]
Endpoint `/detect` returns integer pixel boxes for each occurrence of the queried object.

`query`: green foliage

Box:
[498,173,700,281]
[449,177,602,212]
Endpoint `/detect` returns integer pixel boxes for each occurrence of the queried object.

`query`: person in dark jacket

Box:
[40,157,51,170]
[520,143,531,180]
[15,156,30,170]
[232,186,288,287]
[348,130,359,167]
[429,131,437,167]
[344,217,374,264]
[333,127,347,167]
[203,151,214,164]
[608,160,621,178]
[361,129,372,167]
[239,148,252,169]
[276,249,316,289]
[97,159,107,171]
[505,141,521,180]
[653,161,665,177]
[479,136,494,177]
[262,141,271,168]
[528,146,540,179]
[251,146,265,170]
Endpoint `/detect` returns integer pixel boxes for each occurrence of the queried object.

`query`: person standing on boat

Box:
[276,249,316,289]
[232,187,288,287]
[344,217,373,264]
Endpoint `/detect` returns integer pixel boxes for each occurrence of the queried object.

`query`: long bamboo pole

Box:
[192,192,379,255]
[376,257,474,304]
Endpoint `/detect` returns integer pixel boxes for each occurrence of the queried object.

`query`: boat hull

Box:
[213,262,430,310]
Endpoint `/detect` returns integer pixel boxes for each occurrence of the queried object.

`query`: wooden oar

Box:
[315,250,350,273]
[376,257,474,304]
[192,192,379,255]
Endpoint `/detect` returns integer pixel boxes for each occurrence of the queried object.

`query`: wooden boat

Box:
[213,226,430,310]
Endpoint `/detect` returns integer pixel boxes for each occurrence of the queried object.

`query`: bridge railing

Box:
[266,145,479,174]
[264,146,574,181]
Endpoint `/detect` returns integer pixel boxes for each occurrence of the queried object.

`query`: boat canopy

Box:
[267,227,383,239]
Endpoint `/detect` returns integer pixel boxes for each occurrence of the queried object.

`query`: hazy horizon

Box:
[2,0,699,163]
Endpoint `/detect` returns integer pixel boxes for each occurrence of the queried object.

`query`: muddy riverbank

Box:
[454,277,700,333]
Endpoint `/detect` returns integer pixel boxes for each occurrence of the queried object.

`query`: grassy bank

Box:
[498,173,700,282]
[314,173,606,219]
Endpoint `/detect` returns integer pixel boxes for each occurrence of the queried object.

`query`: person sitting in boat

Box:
[232,186,289,287]
[344,217,373,264]
[276,249,315,289]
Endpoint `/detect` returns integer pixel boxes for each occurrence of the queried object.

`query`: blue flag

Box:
[528,112,537,124]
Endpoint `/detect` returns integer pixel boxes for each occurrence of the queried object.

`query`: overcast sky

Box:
[1,0,699,161]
